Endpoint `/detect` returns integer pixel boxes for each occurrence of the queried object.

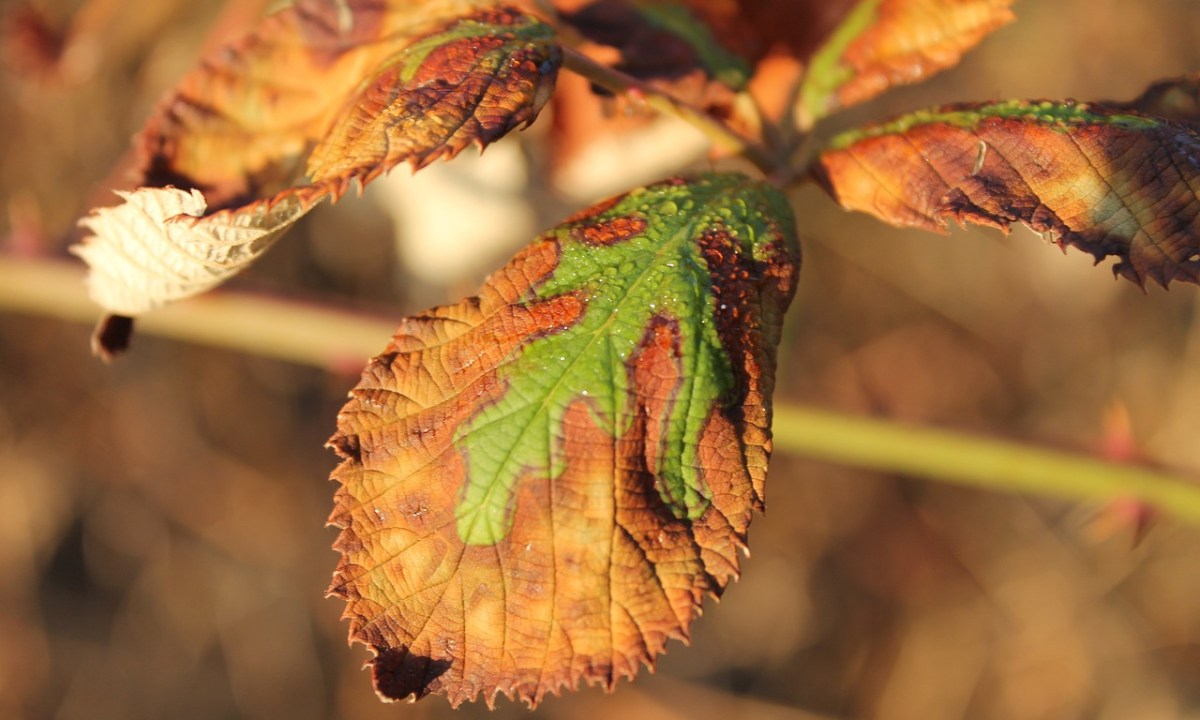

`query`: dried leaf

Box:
[327,172,799,707]
[72,187,319,315]
[73,0,561,316]
[798,0,1015,128]
[306,7,562,196]
[817,98,1200,287]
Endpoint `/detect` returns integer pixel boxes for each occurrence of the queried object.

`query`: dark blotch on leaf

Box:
[372,647,453,703]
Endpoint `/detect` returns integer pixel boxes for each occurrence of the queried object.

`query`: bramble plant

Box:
[66,0,1200,709]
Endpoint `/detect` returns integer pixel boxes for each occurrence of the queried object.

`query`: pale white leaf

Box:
[72,187,319,315]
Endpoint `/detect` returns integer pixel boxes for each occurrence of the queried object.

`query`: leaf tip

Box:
[90,314,134,362]
[370,646,453,705]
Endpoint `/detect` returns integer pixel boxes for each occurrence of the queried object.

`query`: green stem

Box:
[4,255,1199,521]
[0,256,392,368]
[560,47,780,175]
[773,406,1200,522]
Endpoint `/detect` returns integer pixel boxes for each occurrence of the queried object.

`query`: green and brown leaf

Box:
[72,0,561,318]
[798,0,1015,128]
[327,172,800,707]
[817,97,1200,287]
[547,0,1013,172]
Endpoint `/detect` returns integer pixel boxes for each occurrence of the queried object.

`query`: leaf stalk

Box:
[560,47,782,176]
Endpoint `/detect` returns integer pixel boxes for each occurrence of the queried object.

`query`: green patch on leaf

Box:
[391,12,559,86]
[828,99,1160,150]
[799,0,882,121]
[454,173,796,545]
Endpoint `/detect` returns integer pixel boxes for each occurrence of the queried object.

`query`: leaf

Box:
[305,7,563,197]
[326,172,800,707]
[71,187,320,316]
[557,0,752,93]
[816,98,1200,287]
[73,0,561,317]
[798,0,1015,128]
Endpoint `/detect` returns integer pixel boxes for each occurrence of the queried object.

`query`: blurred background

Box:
[4,1,1200,719]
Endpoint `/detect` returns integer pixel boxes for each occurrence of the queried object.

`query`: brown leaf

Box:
[327,173,800,706]
[798,0,1015,127]
[307,6,561,198]
[1114,72,1200,124]
[817,98,1200,287]
[73,0,561,318]
[72,187,320,316]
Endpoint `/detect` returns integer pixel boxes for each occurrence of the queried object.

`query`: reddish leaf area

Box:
[571,215,649,245]
[558,0,746,82]
[830,0,1015,112]
[133,0,559,212]
[818,102,1200,287]
[308,8,561,198]
[73,0,561,323]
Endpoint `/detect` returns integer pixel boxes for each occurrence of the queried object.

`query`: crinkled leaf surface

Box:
[817,98,1200,287]
[327,172,799,707]
[73,0,560,316]
[798,0,1014,128]
[72,187,317,316]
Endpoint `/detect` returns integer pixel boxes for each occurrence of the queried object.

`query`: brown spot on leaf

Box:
[629,316,683,481]
[572,215,648,246]
[372,648,453,703]
[695,226,796,506]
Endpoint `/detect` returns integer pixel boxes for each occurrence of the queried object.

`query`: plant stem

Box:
[560,47,780,175]
[0,256,392,368]
[773,406,1200,523]
[5,254,1200,522]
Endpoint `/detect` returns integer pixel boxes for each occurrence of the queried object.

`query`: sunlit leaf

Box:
[306,6,562,197]
[73,0,560,318]
[817,98,1200,287]
[327,172,799,707]
[72,187,319,316]
[798,0,1015,128]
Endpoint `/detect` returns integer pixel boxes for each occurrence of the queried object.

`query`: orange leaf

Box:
[327,173,800,707]
[817,98,1200,287]
[798,0,1015,127]
[73,0,561,319]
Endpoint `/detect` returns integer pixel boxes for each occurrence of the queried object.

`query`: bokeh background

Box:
[4,1,1200,719]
